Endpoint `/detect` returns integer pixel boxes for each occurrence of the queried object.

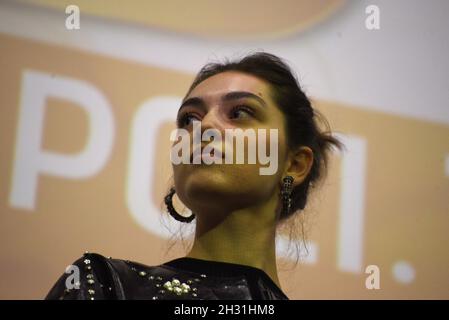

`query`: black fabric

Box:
[45,252,289,300]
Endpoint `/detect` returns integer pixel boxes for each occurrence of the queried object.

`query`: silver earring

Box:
[280,176,294,217]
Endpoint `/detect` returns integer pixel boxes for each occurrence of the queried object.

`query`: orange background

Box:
[0,0,448,299]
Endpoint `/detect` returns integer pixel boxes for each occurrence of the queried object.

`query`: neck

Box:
[185,194,282,288]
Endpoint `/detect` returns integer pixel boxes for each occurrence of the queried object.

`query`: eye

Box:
[177,112,201,128]
[229,105,254,120]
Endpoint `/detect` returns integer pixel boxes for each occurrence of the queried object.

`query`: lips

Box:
[190,146,223,164]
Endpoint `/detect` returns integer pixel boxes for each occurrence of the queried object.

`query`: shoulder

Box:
[45,252,183,300]
[45,252,113,300]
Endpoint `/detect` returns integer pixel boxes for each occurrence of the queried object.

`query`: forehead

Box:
[187,71,271,100]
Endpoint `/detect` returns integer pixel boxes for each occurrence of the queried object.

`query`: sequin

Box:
[173,287,182,295]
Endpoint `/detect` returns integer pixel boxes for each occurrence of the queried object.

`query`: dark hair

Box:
[182,52,343,220]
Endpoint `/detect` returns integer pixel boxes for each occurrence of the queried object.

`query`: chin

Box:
[185,171,231,196]
[178,166,263,211]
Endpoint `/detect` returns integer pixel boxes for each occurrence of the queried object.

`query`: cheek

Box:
[172,163,189,188]
[275,132,289,171]
[256,125,288,175]
[172,163,194,206]
[169,123,289,207]
[269,114,290,174]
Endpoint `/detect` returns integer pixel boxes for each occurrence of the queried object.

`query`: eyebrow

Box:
[179,91,267,111]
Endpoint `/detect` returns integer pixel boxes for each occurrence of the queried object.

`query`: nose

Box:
[199,107,225,136]
[189,108,225,163]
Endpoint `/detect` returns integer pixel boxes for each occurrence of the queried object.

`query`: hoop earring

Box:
[164,187,195,223]
[281,176,294,217]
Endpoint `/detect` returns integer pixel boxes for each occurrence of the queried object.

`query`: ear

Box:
[284,146,314,187]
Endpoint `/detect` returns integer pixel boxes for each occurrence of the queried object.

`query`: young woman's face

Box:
[172,71,290,215]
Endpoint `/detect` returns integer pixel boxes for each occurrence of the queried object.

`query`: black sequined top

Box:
[45,252,289,300]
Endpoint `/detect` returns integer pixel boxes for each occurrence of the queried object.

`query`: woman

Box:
[46,52,341,300]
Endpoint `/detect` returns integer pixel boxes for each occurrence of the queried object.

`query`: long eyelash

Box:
[230,105,254,117]
[176,114,184,127]
[177,106,253,126]
[176,112,199,127]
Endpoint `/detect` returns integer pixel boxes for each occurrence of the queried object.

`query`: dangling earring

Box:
[280,176,294,217]
[164,187,195,223]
